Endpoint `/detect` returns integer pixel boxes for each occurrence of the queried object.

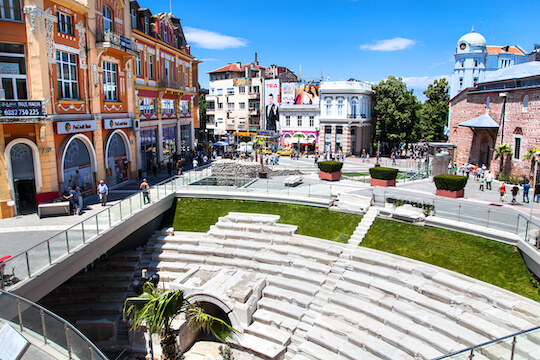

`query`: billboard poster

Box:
[63,164,93,196]
[233,78,248,86]
[281,83,295,105]
[294,82,320,105]
[264,79,280,131]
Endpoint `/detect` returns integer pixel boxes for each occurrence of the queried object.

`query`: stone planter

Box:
[370,179,396,187]
[436,189,465,198]
[319,171,341,181]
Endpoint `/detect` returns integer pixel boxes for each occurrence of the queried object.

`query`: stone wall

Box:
[211,160,303,178]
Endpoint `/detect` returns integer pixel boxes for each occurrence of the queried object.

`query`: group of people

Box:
[498,181,540,204]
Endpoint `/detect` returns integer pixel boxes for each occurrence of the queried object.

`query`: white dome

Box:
[458,30,486,47]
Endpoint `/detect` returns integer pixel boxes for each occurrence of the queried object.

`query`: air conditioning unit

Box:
[132,119,140,131]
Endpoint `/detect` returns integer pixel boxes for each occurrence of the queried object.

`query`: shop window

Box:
[57,12,73,36]
[0,42,28,100]
[103,61,117,101]
[0,0,22,21]
[56,51,78,99]
[102,5,113,32]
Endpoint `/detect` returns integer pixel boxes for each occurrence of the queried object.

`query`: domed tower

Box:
[450,28,487,98]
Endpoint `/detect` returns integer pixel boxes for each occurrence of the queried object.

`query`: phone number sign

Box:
[0,101,43,117]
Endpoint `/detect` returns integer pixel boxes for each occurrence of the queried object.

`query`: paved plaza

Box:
[1,156,539,258]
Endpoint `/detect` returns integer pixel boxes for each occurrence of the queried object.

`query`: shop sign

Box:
[56,120,97,134]
[103,118,132,130]
[257,130,276,136]
[214,128,226,135]
[0,100,43,117]
[233,78,248,86]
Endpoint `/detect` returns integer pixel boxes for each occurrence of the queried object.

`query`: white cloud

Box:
[184,27,248,50]
[200,58,219,62]
[401,75,449,89]
[360,37,416,51]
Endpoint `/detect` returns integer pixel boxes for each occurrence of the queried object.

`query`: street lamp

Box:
[530,151,540,221]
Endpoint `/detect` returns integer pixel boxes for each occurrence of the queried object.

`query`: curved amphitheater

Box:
[148,212,540,360]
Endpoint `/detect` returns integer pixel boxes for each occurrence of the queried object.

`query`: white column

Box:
[176,119,182,155]
[157,121,164,162]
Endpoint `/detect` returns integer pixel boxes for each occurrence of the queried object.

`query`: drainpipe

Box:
[499,92,507,143]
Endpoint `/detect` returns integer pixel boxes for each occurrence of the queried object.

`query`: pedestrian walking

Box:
[499,182,507,202]
[97,180,108,206]
[485,171,493,190]
[167,160,173,177]
[523,181,531,203]
[535,183,540,203]
[511,184,519,204]
[177,160,183,175]
[192,158,198,168]
[479,176,485,191]
[63,187,78,215]
[152,160,158,177]
[76,187,83,215]
[140,178,151,204]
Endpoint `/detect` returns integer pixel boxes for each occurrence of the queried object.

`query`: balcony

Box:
[249,107,259,115]
[207,108,215,114]
[158,79,185,91]
[96,30,137,55]
[347,114,367,119]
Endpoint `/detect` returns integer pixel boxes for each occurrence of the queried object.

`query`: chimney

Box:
[254,52,258,65]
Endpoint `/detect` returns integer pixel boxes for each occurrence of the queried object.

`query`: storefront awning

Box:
[459,113,499,129]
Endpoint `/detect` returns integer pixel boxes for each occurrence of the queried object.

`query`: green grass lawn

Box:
[162,198,361,243]
[361,218,540,302]
[342,172,369,177]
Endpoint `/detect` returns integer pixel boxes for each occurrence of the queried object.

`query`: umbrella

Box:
[213,141,228,146]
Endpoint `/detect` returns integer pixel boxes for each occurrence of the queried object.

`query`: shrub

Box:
[434,174,468,191]
[497,173,528,185]
[369,167,398,180]
[317,161,343,173]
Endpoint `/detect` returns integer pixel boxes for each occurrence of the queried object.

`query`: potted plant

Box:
[434,174,468,198]
[369,167,398,187]
[318,161,343,181]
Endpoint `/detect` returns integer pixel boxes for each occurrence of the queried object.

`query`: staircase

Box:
[348,207,378,245]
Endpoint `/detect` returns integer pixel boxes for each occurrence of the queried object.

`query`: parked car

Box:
[277,148,293,156]
[262,147,273,155]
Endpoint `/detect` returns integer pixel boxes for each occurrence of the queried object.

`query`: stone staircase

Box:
[147,212,540,360]
[348,207,378,245]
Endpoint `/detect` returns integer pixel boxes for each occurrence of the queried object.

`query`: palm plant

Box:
[493,143,513,175]
[123,283,237,360]
[254,137,266,173]
[523,147,540,175]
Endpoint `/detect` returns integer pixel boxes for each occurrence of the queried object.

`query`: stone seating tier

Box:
[146,213,540,360]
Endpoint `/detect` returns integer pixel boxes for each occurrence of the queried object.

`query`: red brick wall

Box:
[449,86,540,178]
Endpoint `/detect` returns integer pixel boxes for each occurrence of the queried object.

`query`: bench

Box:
[284,176,303,187]
[38,201,70,218]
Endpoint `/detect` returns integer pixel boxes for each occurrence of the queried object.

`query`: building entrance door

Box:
[10,143,36,214]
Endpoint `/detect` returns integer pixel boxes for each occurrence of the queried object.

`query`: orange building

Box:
[0,0,138,218]
[130,0,199,174]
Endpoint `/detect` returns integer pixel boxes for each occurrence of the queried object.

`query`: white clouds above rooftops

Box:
[360,37,416,51]
[184,27,248,50]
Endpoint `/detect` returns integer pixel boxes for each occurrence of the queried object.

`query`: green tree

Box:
[523,147,540,176]
[123,284,236,360]
[493,143,513,175]
[198,94,209,145]
[419,78,449,141]
[373,76,420,144]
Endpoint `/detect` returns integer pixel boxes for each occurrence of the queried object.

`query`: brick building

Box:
[448,62,540,178]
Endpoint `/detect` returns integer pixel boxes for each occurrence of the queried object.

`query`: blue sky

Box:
[138,0,540,100]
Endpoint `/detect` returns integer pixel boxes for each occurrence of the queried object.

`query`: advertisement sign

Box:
[56,120,97,134]
[214,128,226,135]
[233,78,248,86]
[281,83,295,105]
[63,164,93,196]
[264,79,280,131]
[0,323,30,360]
[293,82,320,105]
[103,118,132,130]
[106,154,128,187]
[0,100,43,117]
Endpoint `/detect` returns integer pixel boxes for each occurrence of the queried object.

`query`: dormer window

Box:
[131,9,137,29]
[144,17,149,34]
[103,5,113,32]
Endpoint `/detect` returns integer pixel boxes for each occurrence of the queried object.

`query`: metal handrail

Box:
[0,290,108,360]
[432,325,540,359]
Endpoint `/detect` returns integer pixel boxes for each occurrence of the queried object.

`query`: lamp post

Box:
[530,151,540,221]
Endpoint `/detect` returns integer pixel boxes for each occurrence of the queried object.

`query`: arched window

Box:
[325,98,332,116]
[486,97,490,110]
[103,5,113,32]
[350,98,358,118]
[337,98,344,116]
[523,95,529,112]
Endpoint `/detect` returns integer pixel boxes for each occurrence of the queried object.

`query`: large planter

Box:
[436,189,464,198]
[319,171,341,181]
[370,179,396,187]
